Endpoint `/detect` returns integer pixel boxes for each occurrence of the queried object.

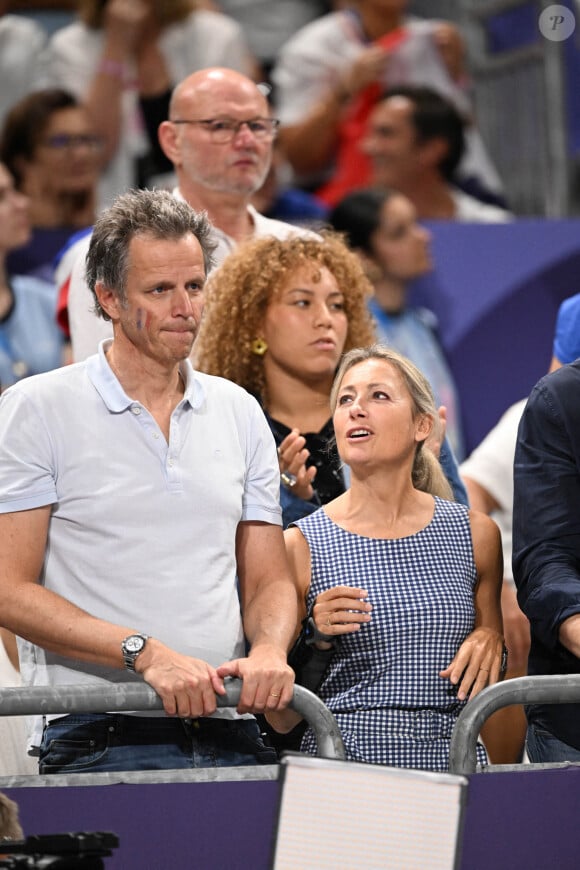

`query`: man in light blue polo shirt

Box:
[0,188,297,773]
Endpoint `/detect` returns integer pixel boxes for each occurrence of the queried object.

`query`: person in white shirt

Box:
[0,188,296,774]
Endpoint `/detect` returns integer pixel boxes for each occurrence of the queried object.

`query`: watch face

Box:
[125,636,145,653]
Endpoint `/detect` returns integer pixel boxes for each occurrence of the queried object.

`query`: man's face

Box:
[362,97,422,190]
[99,233,206,367]
[168,79,273,196]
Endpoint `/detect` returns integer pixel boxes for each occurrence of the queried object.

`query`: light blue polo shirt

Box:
[0,341,282,735]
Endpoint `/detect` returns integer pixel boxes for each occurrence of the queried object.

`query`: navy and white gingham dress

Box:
[294,496,488,772]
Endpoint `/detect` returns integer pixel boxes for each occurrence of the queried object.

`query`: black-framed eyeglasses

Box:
[41,134,103,151]
[170,117,280,143]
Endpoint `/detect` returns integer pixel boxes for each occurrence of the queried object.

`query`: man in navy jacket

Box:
[513,359,580,761]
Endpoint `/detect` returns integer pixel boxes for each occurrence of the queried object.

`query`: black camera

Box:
[0,832,119,868]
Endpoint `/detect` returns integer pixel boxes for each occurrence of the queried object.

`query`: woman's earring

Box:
[251,337,268,356]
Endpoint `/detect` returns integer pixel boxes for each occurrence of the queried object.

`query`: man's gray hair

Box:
[85,188,216,320]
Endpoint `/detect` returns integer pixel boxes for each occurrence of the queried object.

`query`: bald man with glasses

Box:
[64,67,316,362]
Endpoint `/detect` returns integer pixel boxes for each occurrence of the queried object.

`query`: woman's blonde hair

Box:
[330,344,454,500]
[80,0,196,29]
[194,231,376,405]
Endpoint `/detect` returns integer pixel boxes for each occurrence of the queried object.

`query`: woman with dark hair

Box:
[195,231,376,527]
[267,345,505,771]
[329,186,465,459]
[44,0,257,209]
[0,88,100,282]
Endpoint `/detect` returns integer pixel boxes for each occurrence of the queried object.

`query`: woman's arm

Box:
[439,510,505,700]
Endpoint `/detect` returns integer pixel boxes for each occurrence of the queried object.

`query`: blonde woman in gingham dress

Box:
[268,346,505,771]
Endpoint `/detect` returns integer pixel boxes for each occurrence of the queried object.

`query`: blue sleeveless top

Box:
[294,496,488,771]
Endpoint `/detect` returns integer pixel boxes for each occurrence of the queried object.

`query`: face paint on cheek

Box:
[136,308,143,330]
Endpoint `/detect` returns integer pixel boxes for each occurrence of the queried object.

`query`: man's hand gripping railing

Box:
[0,679,346,760]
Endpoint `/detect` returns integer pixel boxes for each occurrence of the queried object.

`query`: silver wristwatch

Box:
[121,634,149,672]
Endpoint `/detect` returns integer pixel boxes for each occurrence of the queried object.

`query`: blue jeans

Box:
[39,714,277,774]
[526,722,580,764]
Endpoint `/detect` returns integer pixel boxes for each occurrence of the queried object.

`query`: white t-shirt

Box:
[459,399,526,581]
[451,188,513,223]
[214,0,328,63]
[0,15,48,127]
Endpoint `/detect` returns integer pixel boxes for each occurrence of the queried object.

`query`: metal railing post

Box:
[449,674,580,774]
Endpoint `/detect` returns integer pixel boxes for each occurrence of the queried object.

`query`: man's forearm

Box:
[1,582,133,669]
[244,579,299,655]
[278,92,344,176]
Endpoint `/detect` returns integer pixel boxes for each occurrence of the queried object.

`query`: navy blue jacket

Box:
[513,360,580,748]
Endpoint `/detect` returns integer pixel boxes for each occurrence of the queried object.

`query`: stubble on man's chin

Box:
[198,163,271,198]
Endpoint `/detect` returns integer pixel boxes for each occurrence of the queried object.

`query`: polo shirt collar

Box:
[86,339,206,412]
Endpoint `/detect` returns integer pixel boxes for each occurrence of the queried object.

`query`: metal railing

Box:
[449,674,580,774]
[0,679,346,762]
[459,0,572,216]
[412,0,575,216]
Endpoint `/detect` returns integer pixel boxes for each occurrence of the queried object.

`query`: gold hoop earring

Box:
[251,338,268,356]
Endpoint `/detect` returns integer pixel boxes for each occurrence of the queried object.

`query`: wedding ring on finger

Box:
[280,471,297,489]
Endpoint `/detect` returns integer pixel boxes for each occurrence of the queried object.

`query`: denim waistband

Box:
[45,713,256,738]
